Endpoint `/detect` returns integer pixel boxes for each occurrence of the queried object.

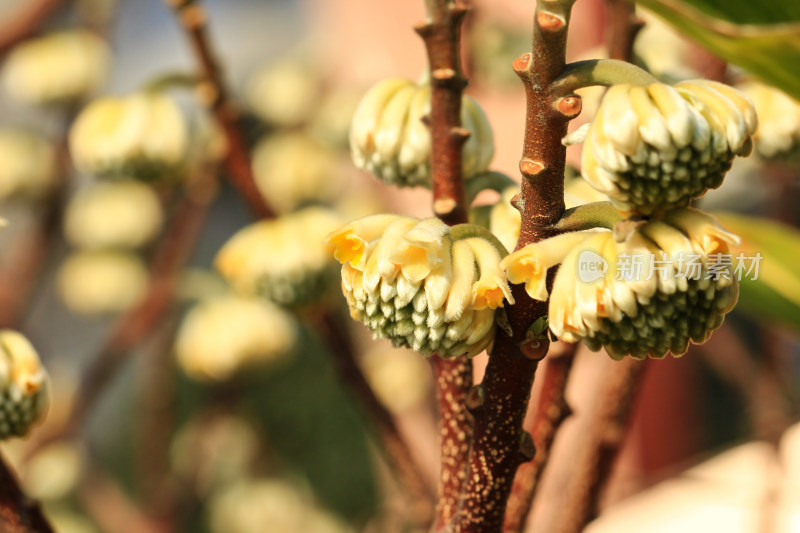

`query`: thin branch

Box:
[0,112,74,328]
[307,308,435,528]
[79,467,168,533]
[164,0,275,219]
[0,452,54,533]
[503,344,578,532]
[415,2,474,530]
[548,5,651,532]
[452,0,578,530]
[604,0,643,65]
[0,0,65,54]
[27,176,216,458]
[552,358,648,533]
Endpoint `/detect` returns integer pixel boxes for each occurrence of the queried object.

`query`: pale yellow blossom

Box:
[327,215,511,357]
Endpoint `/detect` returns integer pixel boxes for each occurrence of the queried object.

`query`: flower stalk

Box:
[453,0,580,530]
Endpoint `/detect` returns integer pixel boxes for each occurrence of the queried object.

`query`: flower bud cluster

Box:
[581,80,757,215]
[327,215,512,357]
[0,330,48,439]
[175,296,297,382]
[70,91,189,182]
[216,207,344,307]
[502,209,739,359]
[350,78,494,188]
[738,81,800,162]
[0,129,56,200]
[2,30,109,106]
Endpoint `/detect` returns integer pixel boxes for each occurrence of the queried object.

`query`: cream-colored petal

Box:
[501,229,606,301]
[647,82,694,148]
[466,238,513,309]
[600,84,642,156]
[444,240,477,321]
[629,85,672,151]
[326,214,410,268]
[374,85,418,162]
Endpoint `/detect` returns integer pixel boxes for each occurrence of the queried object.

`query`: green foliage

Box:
[636,0,800,99]
[243,323,378,522]
[715,212,800,333]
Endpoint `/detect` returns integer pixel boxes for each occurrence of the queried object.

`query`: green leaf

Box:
[715,212,800,332]
[635,0,800,100]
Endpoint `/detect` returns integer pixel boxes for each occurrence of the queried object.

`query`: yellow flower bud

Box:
[0,330,48,439]
[245,60,322,127]
[175,296,297,382]
[209,479,354,533]
[0,129,56,199]
[327,215,512,357]
[57,251,148,315]
[738,81,800,161]
[69,91,189,181]
[361,344,432,414]
[64,180,163,250]
[581,81,757,215]
[488,186,521,253]
[501,208,740,359]
[2,30,109,106]
[350,78,495,187]
[252,132,343,213]
[215,207,344,306]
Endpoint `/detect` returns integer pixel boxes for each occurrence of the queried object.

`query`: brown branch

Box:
[429,354,472,531]
[0,112,74,328]
[0,451,54,533]
[164,0,275,220]
[25,177,216,459]
[552,358,648,533]
[136,315,180,527]
[168,3,437,525]
[503,344,577,532]
[603,0,643,65]
[452,0,578,530]
[0,0,65,54]
[415,2,474,530]
[79,467,168,533]
[546,6,649,533]
[308,308,435,528]
[416,0,470,226]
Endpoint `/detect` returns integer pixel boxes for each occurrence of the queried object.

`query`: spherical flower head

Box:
[502,208,740,359]
[738,81,800,162]
[69,91,189,182]
[175,296,297,382]
[327,215,513,358]
[215,207,344,307]
[64,180,164,250]
[209,479,354,533]
[245,59,322,127]
[350,78,495,188]
[57,251,148,315]
[0,330,48,439]
[2,30,109,106]
[252,132,343,214]
[0,129,56,200]
[581,80,757,216]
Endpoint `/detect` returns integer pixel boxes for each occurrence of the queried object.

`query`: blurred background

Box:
[0,0,799,532]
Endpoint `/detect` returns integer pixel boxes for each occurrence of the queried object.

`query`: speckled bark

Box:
[453,1,578,531]
[503,346,577,532]
[431,355,474,531]
[416,2,475,531]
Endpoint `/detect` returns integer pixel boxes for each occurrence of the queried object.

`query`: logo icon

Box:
[577,250,608,283]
